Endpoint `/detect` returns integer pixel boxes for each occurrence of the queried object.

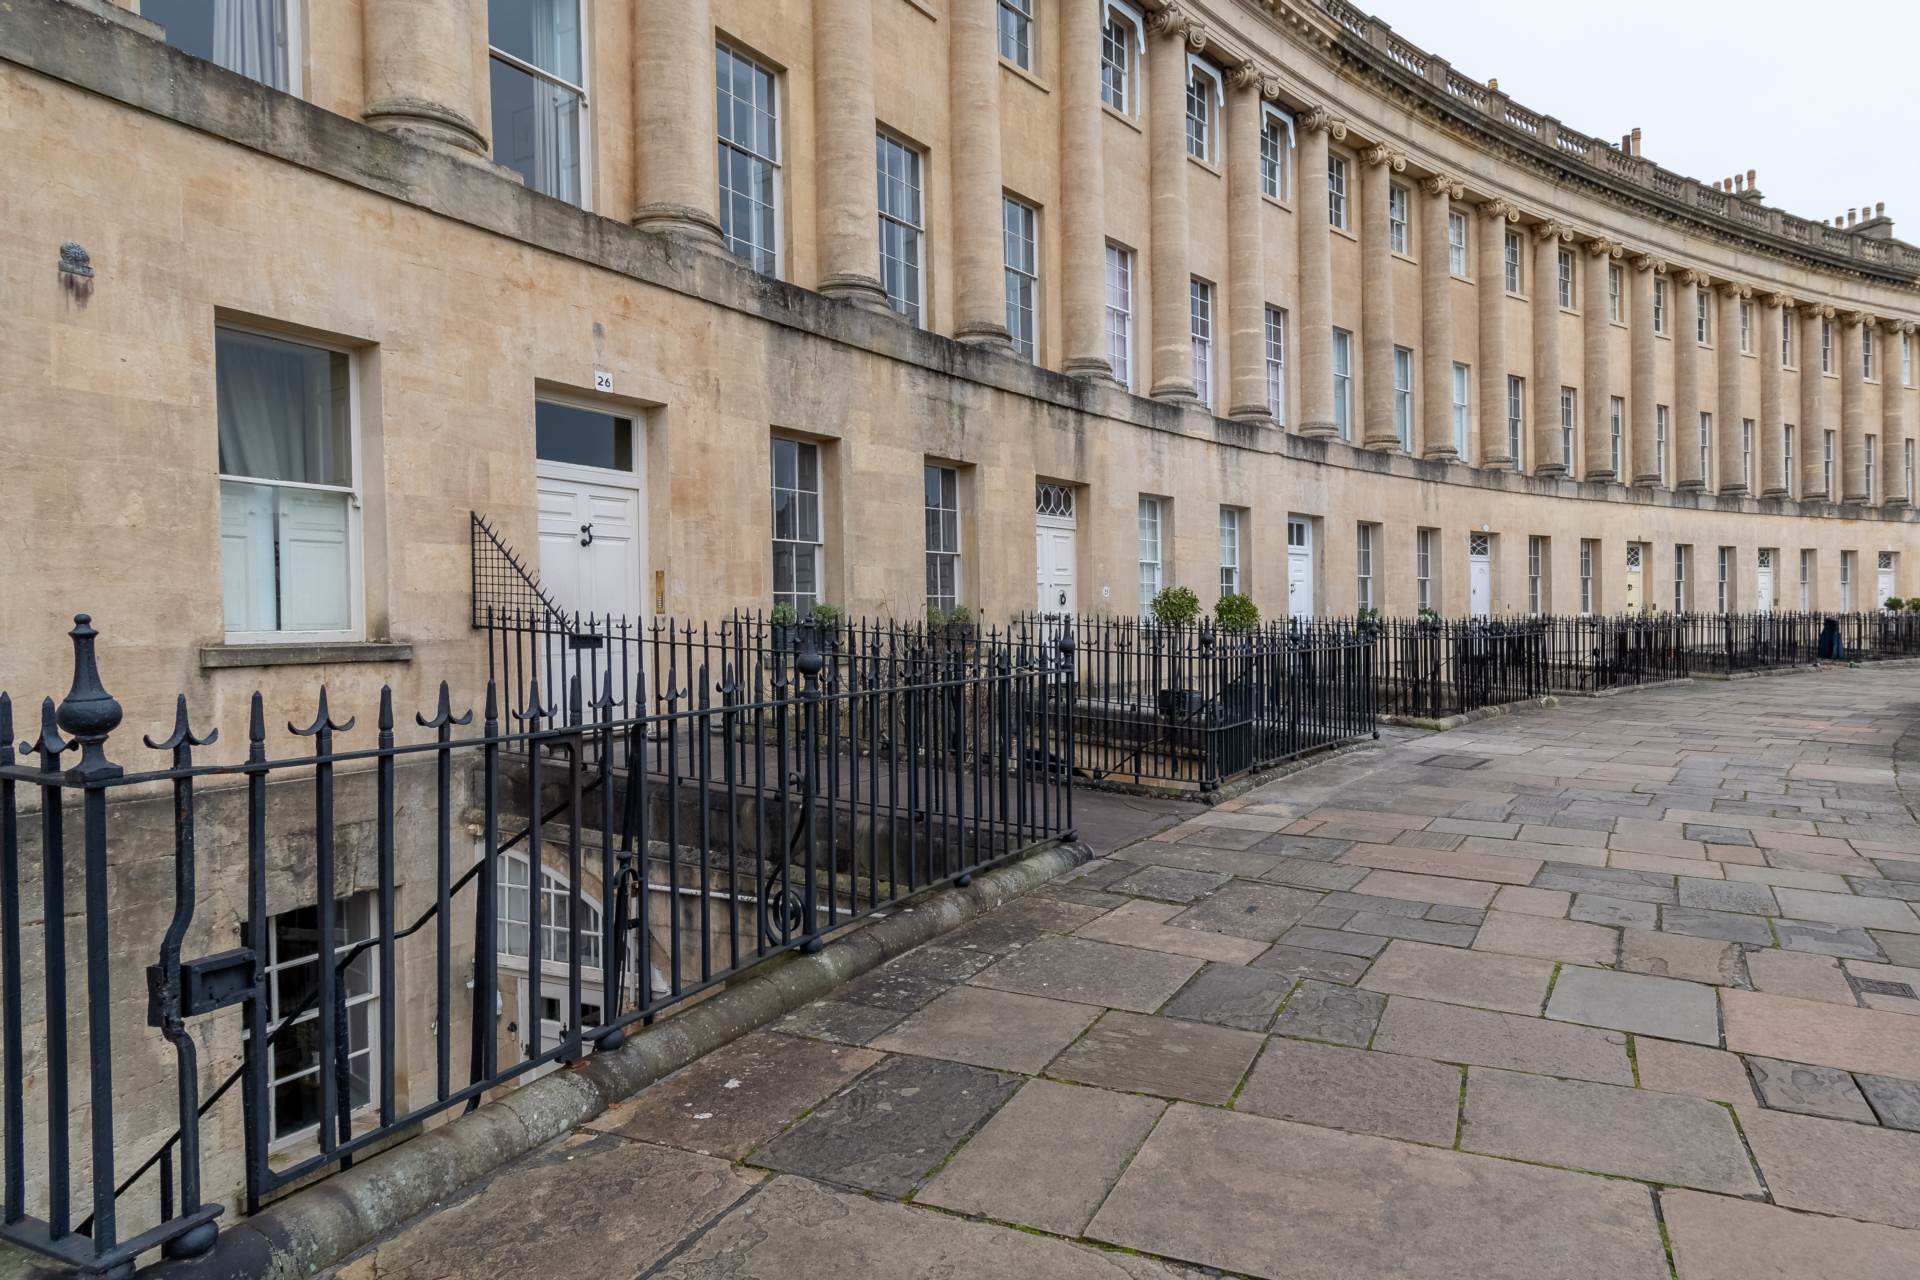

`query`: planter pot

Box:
[1158,688,1204,718]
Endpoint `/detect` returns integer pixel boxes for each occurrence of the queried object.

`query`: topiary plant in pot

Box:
[1150,586,1204,717]
[1214,592,1260,633]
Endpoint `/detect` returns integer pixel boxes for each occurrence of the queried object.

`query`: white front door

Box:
[1286,518,1314,619]
[1880,554,1898,607]
[1035,511,1077,616]
[1624,543,1644,614]
[1468,548,1492,617]
[1755,550,1774,615]
[537,467,646,620]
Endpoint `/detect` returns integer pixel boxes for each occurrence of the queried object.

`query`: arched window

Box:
[499,855,603,971]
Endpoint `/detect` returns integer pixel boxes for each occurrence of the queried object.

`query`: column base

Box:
[1632,472,1665,488]
[1150,380,1198,403]
[955,321,1015,350]
[1361,432,1402,451]
[1883,498,1910,510]
[1482,455,1515,470]
[1843,492,1870,504]
[1228,405,1277,425]
[1585,469,1618,483]
[1535,464,1569,479]
[364,99,490,159]
[1295,420,1340,441]
[820,272,893,312]
[1761,486,1791,498]
[1064,356,1122,382]
[1677,480,1706,491]
[1423,448,1461,463]
[633,202,726,244]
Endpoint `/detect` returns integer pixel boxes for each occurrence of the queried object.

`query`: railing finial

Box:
[57,613,122,781]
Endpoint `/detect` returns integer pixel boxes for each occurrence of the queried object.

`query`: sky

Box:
[1364,0,1920,239]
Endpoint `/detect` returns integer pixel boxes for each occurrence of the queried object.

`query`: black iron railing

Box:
[0,614,1073,1276]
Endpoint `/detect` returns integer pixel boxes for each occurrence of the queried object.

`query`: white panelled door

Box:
[1034,483,1078,616]
[1880,553,1898,608]
[1755,549,1774,615]
[536,468,645,620]
[1286,519,1314,619]
[1624,543,1644,614]
[1468,533,1492,618]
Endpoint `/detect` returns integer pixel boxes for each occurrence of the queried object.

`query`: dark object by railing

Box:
[470,511,569,630]
[0,614,1074,1276]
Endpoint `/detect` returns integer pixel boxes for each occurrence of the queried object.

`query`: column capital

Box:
[1227,59,1272,92]
[1842,310,1874,328]
[1149,4,1208,48]
[1480,199,1521,222]
[1420,173,1464,200]
[1360,144,1405,171]
[1676,268,1711,288]
[1714,280,1753,300]
[1630,253,1665,273]
[1808,303,1837,320]
[1762,292,1792,310]
[1532,220,1575,243]
[1584,236,1623,259]
[1879,317,1913,336]
[1298,105,1347,139]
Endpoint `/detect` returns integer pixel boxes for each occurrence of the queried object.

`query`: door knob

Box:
[1058,589,1067,606]
[579,523,594,547]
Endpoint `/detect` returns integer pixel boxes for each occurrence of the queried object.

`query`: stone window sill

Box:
[200,641,415,670]
[999,58,1050,94]
[1101,102,1142,134]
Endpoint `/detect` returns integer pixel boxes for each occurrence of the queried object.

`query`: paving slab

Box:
[1739,1106,1920,1229]
[1773,917,1886,960]
[1723,988,1920,1078]
[1772,888,1920,932]
[1745,947,1855,1003]
[1359,941,1554,1015]
[1744,1054,1877,1122]
[969,934,1203,1013]
[1276,924,1389,958]
[337,1131,759,1280]
[1340,911,1478,947]
[1235,1038,1461,1146]
[1168,881,1321,941]
[1546,967,1720,1046]
[1856,1072,1920,1131]
[1618,927,1745,986]
[776,998,909,1045]
[1075,898,1270,963]
[1161,962,1296,1030]
[1724,863,1852,892]
[1341,843,1542,884]
[1658,905,1774,946]
[591,1030,881,1159]
[1048,1010,1264,1105]
[1460,1068,1759,1194]
[1372,996,1633,1084]
[1660,1188,1920,1280]
[839,942,1004,1011]
[1353,869,1499,909]
[661,1176,1195,1280]
[1112,865,1232,902]
[1491,885,1570,918]
[1534,867,1677,904]
[1471,910,1617,966]
[1569,894,1659,929]
[1632,1038,1755,1105]
[751,1054,1019,1195]
[916,1079,1166,1237]
[1087,1104,1668,1280]
[870,985,1101,1073]
[1868,929,1920,966]
[1261,858,1370,891]
[1273,979,1386,1047]
[1247,942,1374,985]
[1675,878,1779,915]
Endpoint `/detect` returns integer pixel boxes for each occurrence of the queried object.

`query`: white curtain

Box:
[212,0,287,91]
[216,332,344,485]
[528,2,575,201]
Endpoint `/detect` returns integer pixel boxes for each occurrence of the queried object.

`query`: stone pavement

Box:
[330,667,1920,1279]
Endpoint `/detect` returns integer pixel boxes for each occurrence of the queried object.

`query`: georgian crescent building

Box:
[5,0,1920,703]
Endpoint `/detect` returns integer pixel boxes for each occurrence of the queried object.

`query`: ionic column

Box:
[1295,108,1343,437]
[1146,8,1196,396]
[1841,312,1870,501]
[1531,222,1571,475]
[1582,238,1619,481]
[1060,0,1111,377]
[813,0,887,304]
[1716,283,1750,494]
[1477,201,1518,467]
[631,0,721,236]
[1800,306,1832,497]
[363,0,490,158]
[1359,145,1402,449]
[1674,270,1708,490]
[952,0,1010,340]
[1759,294,1789,496]
[1629,255,1663,485]
[1226,64,1272,420]
[1888,323,1915,507]
[1419,175,1461,460]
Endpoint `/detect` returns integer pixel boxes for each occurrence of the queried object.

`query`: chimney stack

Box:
[1631,126,1642,156]
[1487,77,1498,91]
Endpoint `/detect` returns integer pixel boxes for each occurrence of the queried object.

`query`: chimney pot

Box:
[1876,201,1885,216]
[1488,77,1498,90]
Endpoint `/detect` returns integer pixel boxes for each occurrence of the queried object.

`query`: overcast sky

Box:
[1366,0,1920,238]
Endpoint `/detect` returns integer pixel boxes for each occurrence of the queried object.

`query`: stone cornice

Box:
[1233,0,1920,294]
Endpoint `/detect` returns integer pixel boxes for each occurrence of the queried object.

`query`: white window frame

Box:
[1653,276,1667,334]
[1739,299,1752,353]
[1578,539,1594,615]
[1821,317,1834,373]
[1905,331,1915,386]
[488,0,592,208]
[1415,528,1434,611]
[1105,241,1135,389]
[1259,103,1295,202]
[1699,411,1713,484]
[1674,545,1687,612]
[1656,404,1669,486]
[1137,496,1164,610]
[1863,326,1876,381]
[998,0,1034,70]
[925,464,963,611]
[1840,550,1854,612]
[1100,0,1143,115]
[1356,523,1375,610]
[1003,195,1040,361]
[1388,184,1410,255]
[1527,536,1544,614]
[1717,546,1731,614]
[1559,386,1576,470]
[716,44,779,270]
[1264,305,1288,422]
[1610,397,1624,475]
[1447,209,1469,277]
[876,131,924,323]
[1327,154,1350,231]
[771,436,824,615]
[1504,230,1523,295]
[1783,424,1794,499]
[497,854,606,976]
[1452,362,1471,458]
[1507,375,1525,470]
[1219,506,1243,598]
[1556,248,1575,309]
[1782,308,1795,367]
[1866,434,1877,498]
[1742,419,1754,491]
[1185,57,1222,163]
[1800,549,1813,610]
[1607,263,1623,324]
[1393,346,1414,452]
[261,893,378,1148]
[1696,288,1711,345]
[1332,327,1354,440]
[217,324,364,645]
[1823,429,1835,496]
[1190,278,1214,409]
[153,0,304,93]
[1907,438,1915,504]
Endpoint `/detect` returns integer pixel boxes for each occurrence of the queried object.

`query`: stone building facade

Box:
[3,0,1920,1236]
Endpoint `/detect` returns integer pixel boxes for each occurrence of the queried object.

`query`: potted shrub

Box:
[769,601,799,650]
[1214,593,1260,634]
[1908,597,1920,613]
[1416,605,1442,626]
[1356,604,1382,637]
[1886,597,1905,614]
[1150,587,1204,718]
[1150,585,1201,628]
